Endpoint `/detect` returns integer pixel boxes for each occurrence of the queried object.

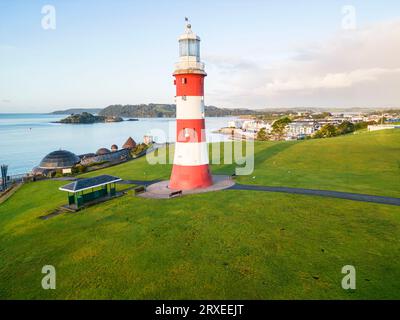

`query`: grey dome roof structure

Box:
[96,148,111,155]
[111,144,118,151]
[39,150,80,169]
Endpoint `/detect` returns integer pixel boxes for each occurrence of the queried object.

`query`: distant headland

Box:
[50,108,103,115]
[49,105,397,119]
[50,104,262,118]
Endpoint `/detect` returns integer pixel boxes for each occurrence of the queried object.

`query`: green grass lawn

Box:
[225,129,400,197]
[0,129,399,299]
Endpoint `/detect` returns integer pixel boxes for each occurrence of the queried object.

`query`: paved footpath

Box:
[118,179,161,186]
[123,178,400,206]
[230,184,400,206]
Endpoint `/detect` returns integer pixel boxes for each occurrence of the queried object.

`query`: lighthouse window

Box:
[179,39,200,58]
[189,39,199,57]
[181,78,187,84]
[179,40,188,56]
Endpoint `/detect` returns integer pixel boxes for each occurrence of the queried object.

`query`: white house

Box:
[368,124,400,132]
[227,120,244,129]
[286,121,317,138]
[242,120,271,133]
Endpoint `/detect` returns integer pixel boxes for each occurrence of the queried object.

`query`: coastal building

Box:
[242,120,271,133]
[80,149,131,166]
[143,135,153,145]
[386,118,400,123]
[122,137,137,150]
[96,148,111,155]
[224,120,272,139]
[349,116,366,123]
[32,150,80,176]
[81,137,135,166]
[227,120,244,129]
[286,121,317,138]
[39,150,80,169]
[32,136,138,177]
[368,124,400,132]
[79,153,96,160]
[111,144,118,152]
[169,20,212,190]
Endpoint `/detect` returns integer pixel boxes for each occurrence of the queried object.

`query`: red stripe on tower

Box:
[175,74,204,96]
[176,119,205,143]
[169,20,212,190]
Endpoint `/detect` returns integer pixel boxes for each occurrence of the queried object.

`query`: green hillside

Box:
[0,129,399,299]
[98,104,261,118]
[234,129,400,197]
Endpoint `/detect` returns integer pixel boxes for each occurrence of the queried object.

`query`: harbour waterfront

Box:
[0,113,234,175]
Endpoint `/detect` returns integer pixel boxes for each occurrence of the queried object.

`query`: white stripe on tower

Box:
[175,96,205,119]
[173,142,209,166]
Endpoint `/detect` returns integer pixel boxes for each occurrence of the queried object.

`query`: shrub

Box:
[257,128,269,141]
[313,124,337,138]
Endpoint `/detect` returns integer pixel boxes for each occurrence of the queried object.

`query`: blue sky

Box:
[1,0,400,112]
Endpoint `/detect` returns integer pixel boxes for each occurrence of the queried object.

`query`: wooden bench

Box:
[169,190,183,198]
[133,185,146,195]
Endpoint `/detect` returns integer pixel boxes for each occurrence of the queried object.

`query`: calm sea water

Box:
[0,114,234,175]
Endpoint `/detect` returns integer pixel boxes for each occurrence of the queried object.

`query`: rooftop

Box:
[59,175,121,193]
[96,148,111,155]
[122,137,137,149]
[39,150,80,169]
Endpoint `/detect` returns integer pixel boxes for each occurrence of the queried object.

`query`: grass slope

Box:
[225,129,400,197]
[0,129,399,299]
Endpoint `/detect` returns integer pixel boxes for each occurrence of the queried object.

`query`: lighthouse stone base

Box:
[138,175,235,199]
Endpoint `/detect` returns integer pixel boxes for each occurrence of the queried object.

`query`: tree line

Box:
[99,104,262,118]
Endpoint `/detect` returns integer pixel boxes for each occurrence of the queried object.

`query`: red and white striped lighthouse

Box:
[169,21,213,190]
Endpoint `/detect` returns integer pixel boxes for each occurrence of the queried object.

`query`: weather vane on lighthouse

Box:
[184,17,192,31]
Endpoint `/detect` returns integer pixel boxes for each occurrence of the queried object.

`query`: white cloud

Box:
[205,20,400,109]
[263,68,400,93]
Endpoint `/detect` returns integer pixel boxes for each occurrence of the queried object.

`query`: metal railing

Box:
[0,173,28,190]
[174,61,205,71]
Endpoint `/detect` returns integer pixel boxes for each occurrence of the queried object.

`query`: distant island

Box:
[99,104,262,118]
[57,112,123,124]
[50,108,103,115]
